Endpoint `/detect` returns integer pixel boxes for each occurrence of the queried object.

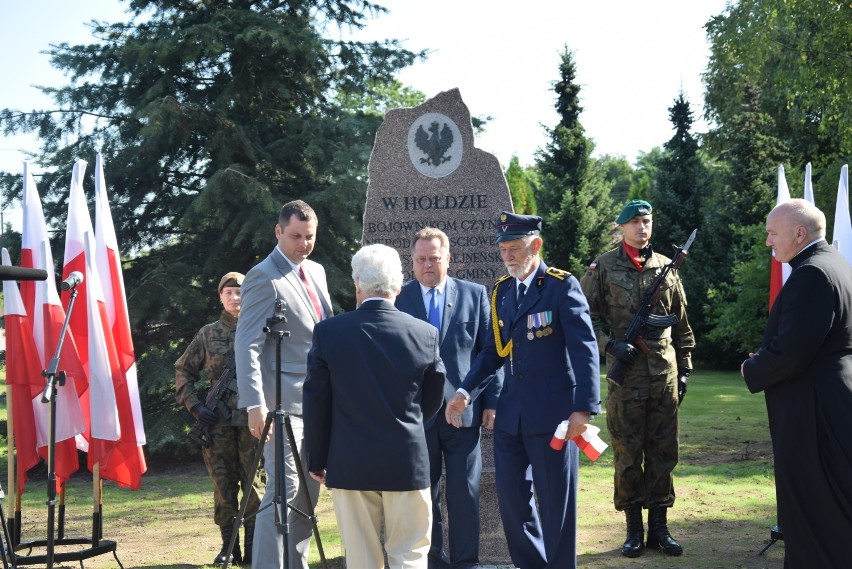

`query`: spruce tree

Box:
[649,92,713,353]
[0,0,420,452]
[505,155,538,215]
[534,47,616,275]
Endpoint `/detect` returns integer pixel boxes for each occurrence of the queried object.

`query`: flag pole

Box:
[92,464,102,546]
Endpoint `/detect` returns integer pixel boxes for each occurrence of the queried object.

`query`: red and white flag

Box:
[769,166,792,311]
[93,153,147,487]
[62,160,130,483]
[572,424,608,462]
[19,162,87,486]
[832,165,852,267]
[2,248,44,494]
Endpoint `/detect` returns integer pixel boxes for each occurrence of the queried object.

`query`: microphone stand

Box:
[222,300,327,569]
[40,286,79,569]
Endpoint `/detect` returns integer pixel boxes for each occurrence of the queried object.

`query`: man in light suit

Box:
[304,244,446,569]
[446,212,601,569]
[235,200,333,569]
[395,227,502,569]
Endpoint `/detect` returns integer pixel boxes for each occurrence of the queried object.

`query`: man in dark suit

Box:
[304,244,446,569]
[395,227,502,569]
[446,212,601,569]
[235,200,333,569]
[742,199,852,569]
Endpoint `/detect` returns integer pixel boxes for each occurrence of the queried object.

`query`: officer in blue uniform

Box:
[446,212,601,569]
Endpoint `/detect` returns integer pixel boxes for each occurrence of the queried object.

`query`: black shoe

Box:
[427,552,450,569]
[214,525,241,566]
[646,507,683,556]
[621,505,644,558]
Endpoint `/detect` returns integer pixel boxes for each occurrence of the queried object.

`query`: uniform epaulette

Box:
[494,274,512,287]
[545,267,570,280]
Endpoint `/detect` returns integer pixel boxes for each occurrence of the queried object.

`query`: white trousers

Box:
[332,487,432,569]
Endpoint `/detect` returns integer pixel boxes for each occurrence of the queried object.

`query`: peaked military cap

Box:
[616,199,653,224]
[218,271,244,294]
[495,212,543,243]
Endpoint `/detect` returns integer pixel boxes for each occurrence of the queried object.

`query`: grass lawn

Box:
[0,369,785,568]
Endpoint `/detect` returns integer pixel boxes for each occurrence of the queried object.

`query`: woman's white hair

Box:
[351,244,403,297]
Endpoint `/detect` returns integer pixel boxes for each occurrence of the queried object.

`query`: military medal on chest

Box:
[526,311,553,340]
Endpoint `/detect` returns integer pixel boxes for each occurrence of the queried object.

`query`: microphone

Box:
[60,271,84,291]
[0,265,49,281]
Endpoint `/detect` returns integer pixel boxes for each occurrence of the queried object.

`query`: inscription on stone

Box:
[362,88,513,288]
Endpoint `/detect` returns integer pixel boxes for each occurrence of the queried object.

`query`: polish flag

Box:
[831,165,852,267]
[93,153,147,487]
[19,162,87,486]
[572,424,608,462]
[769,166,792,311]
[2,248,44,494]
[61,159,130,486]
[549,421,608,461]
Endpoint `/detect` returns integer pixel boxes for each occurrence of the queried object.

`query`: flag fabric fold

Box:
[832,164,852,267]
[93,153,147,488]
[769,165,792,311]
[62,158,146,489]
[2,248,44,494]
[803,162,815,205]
[20,163,87,486]
[572,424,608,462]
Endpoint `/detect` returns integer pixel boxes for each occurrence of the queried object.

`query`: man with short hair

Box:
[446,212,600,569]
[580,199,694,558]
[235,200,333,569]
[742,198,852,568]
[395,227,502,569]
[175,271,264,566]
[304,244,446,569]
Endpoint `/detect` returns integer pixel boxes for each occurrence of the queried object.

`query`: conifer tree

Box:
[534,47,616,275]
[0,0,420,452]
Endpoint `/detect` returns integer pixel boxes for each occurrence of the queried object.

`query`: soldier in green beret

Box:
[175,272,264,566]
[580,200,695,559]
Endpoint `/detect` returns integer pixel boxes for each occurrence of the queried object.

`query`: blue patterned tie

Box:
[428,288,441,329]
[517,282,527,307]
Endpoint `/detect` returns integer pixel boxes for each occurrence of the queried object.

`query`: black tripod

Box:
[222,300,327,569]
[757,523,783,555]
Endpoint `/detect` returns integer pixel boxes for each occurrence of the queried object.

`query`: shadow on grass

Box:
[578,515,785,569]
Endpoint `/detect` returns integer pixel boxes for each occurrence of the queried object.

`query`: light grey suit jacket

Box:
[235,247,333,415]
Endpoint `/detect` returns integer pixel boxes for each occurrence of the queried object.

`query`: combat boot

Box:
[646,507,683,556]
[241,520,254,566]
[621,505,644,557]
[214,524,241,566]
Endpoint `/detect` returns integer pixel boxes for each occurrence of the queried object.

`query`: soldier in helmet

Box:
[580,200,695,558]
[175,272,264,566]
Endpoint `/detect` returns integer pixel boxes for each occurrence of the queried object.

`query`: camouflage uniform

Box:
[175,311,264,530]
[580,245,694,511]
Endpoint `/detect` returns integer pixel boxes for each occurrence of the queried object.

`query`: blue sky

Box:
[0,0,729,229]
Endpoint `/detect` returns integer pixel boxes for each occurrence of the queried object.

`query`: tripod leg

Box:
[222,413,273,569]
[283,415,328,569]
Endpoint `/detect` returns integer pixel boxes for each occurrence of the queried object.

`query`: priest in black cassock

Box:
[741,198,852,569]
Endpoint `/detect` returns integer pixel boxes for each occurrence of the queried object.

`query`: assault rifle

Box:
[607,228,698,385]
[188,351,238,448]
